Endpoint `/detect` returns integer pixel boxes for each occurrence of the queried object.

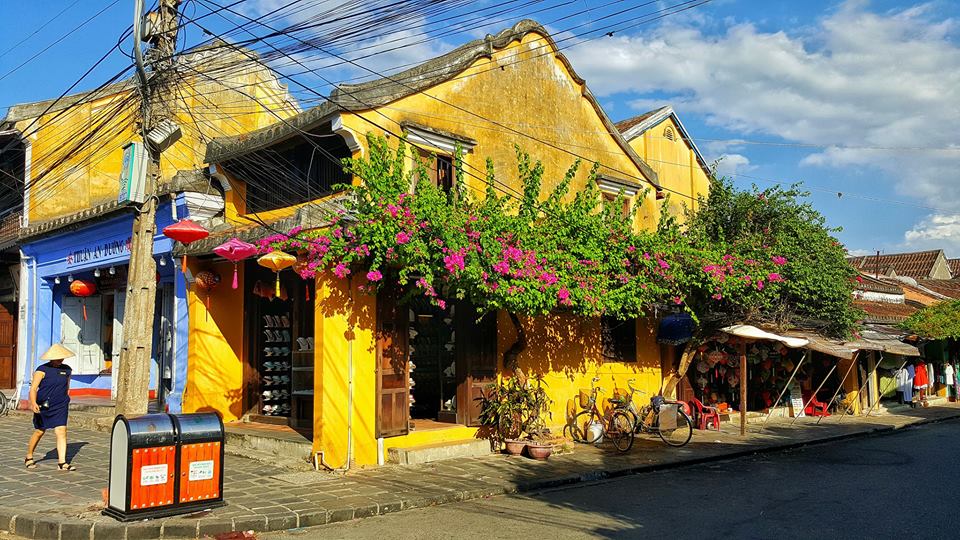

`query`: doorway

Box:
[408,297,458,424]
[0,302,16,389]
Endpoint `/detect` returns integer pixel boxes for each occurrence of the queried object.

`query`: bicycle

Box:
[613,379,693,448]
[566,377,636,452]
[0,390,9,416]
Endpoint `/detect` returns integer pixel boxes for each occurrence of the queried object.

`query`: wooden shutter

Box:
[376,287,410,438]
[0,303,16,388]
[456,304,498,427]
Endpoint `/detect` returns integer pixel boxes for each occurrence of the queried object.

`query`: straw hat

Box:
[40,344,75,361]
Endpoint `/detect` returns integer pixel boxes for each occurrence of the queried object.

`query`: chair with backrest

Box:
[689,397,721,431]
[801,390,830,417]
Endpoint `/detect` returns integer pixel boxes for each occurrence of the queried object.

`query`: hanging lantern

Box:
[69,279,97,321]
[194,270,221,310]
[163,219,209,273]
[213,237,257,289]
[258,251,297,296]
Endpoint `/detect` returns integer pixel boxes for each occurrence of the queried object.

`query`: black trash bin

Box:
[170,412,225,511]
[104,413,178,521]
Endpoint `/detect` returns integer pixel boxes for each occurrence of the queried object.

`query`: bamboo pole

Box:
[817,351,859,425]
[757,353,806,434]
[791,363,837,425]
[862,359,909,418]
[739,340,747,436]
[838,352,884,423]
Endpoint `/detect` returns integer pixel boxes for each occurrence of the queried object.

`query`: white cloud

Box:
[711,153,754,178]
[905,213,960,254]
[566,1,960,234]
[846,248,873,257]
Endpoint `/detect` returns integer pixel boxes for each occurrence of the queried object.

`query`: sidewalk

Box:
[1,404,958,539]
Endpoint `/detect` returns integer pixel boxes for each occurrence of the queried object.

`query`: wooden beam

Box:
[739,340,747,436]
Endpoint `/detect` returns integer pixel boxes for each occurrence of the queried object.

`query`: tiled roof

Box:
[918,279,960,299]
[854,274,903,294]
[614,107,668,133]
[854,299,918,324]
[948,259,960,277]
[848,250,944,280]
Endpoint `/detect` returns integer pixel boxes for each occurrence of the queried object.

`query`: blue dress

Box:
[32,362,71,430]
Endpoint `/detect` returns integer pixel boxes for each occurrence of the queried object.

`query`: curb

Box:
[3,412,958,539]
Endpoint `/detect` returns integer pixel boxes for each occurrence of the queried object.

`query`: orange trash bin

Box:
[104,414,178,521]
[171,413,225,511]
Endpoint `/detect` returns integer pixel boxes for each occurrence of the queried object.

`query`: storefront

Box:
[17,200,189,411]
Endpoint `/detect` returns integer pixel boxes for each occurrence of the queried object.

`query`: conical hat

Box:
[40,344,75,361]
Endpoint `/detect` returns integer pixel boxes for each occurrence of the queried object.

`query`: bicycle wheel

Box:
[0,391,7,416]
[572,410,602,444]
[609,411,635,453]
[657,409,693,447]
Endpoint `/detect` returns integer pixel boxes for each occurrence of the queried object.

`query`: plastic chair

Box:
[689,397,721,431]
[801,390,830,417]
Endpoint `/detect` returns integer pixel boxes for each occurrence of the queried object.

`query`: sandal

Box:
[58,462,76,472]
[24,457,36,469]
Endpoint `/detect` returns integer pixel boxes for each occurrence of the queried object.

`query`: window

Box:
[415,149,454,195]
[601,316,636,362]
[602,191,630,218]
[230,133,353,215]
[663,126,676,141]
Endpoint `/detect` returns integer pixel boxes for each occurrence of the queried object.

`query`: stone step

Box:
[388,438,491,465]
[69,402,116,416]
[223,425,314,469]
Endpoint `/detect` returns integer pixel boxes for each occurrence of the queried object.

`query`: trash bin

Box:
[170,412,225,511]
[104,413,178,521]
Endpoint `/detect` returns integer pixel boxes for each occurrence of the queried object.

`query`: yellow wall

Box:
[626,116,711,218]
[182,260,248,422]
[341,31,664,230]
[14,52,297,225]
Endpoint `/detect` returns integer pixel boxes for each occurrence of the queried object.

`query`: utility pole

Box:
[116,0,180,416]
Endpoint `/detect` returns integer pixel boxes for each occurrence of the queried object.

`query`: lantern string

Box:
[232,262,239,289]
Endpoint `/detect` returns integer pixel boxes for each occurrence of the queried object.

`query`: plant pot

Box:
[504,439,527,455]
[525,443,553,460]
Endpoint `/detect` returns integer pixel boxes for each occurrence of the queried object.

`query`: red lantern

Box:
[69,279,97,321]
[194,270,221,318]
[163,219,209,273]
[213,238,257,289]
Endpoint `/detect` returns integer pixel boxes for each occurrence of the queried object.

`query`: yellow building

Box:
[3,41,297,410]
[185,20,711,467]
[616,105,713,217]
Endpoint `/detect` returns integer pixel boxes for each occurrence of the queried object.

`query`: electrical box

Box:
[118,142,148,204]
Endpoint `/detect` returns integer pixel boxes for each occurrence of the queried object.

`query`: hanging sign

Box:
[66,237,131,267]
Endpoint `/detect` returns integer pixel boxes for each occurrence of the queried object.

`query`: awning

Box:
[657,313,694,345]
[784,329,920,358]
[721,325,809,348]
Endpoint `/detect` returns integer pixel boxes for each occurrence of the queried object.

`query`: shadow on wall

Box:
[498,312,603,380]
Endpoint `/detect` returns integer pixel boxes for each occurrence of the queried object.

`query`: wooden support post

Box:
[739,340,747,436]
[862,359,909,418]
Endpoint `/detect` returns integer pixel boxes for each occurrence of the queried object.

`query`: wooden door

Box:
[0,303,16,388]
[61,297,104,375]
[376,286,409,438]
[456,304,498,427]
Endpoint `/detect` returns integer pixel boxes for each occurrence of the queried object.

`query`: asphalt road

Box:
[267,420,960,540]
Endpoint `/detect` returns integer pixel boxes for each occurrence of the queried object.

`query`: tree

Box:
[901,299,960,339]
[262,137,858,378]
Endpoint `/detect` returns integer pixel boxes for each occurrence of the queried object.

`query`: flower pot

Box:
[504,439,527,455]
[525,443,553,460]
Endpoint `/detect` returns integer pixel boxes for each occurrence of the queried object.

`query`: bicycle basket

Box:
[650,395,665,412]
[578,389,592,409]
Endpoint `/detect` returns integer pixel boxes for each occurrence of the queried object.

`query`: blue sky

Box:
[2,0,959,257]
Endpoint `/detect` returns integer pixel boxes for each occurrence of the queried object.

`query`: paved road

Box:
[267,420,959,540]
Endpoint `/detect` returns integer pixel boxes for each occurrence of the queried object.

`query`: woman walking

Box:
[24,344,76,471]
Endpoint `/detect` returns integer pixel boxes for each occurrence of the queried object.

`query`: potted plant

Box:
[477,374,553,457]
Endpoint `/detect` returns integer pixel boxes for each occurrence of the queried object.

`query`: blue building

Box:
[17,198,191,412]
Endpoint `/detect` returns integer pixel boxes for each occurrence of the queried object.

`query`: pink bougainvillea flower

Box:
[756,280,765,290]
[673,296,683,305]
[771,256,788,266]
[712,293,723,300]
[333,263,350,279]
[366,270,383,282]
[767,273,783,282]
[557,288,571,306]
[395,231,412,244]
[386,204,400,218]
[492,261,511,274]
[657,259,670,270]
[437,299,447,310]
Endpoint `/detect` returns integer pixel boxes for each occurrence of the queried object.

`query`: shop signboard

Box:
[789,383,805,418]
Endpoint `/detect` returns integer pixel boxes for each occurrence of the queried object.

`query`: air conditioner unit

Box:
[118,142,148,204]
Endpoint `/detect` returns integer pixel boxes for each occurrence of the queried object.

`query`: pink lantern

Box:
[213,238,258,289]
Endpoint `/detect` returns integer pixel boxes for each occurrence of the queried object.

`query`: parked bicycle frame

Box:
[566,377,636,452]
[612,379,693,448]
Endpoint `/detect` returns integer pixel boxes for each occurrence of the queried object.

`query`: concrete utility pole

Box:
[115,0,180,416]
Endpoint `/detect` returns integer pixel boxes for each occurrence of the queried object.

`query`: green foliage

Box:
[477,376,551,442]
[901,300,960,339]
[260,136,857,337]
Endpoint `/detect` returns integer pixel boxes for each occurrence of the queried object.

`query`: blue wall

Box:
[19,198,190,412]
